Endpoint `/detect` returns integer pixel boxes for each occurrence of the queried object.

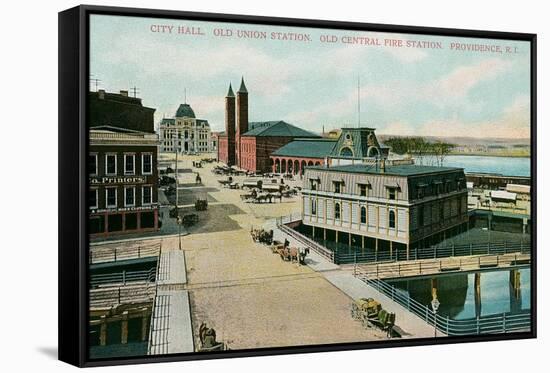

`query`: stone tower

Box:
[225,83,236,166]
[236,77,248,168]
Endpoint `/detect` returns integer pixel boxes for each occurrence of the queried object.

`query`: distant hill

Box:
[377,134,530,147]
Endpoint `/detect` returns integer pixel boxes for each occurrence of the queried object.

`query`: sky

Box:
[90,14,531,139]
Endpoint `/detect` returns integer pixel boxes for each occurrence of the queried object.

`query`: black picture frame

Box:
[58,4,537,367]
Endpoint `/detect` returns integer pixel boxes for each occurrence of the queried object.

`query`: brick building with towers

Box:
[218,77,320,172]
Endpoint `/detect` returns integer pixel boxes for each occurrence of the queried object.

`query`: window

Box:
[89,154,97,175]
[417,187,424,199]
[105,154,117,175]
[389,210,396,228]
[311,199,317,215]
[142,185,152,205]
[359,184,368,197]
[142,154,153,175]
[334,203,341,220]
[388,187,396,200]
[333,181,343,194]
[89,189,98,209]
[439,183,444,194]
[360,206,367,224]
[124,154,135,175]
[106,187,117,207]
[340,147,353,157]
[310,179,317,191]
[124,187,135,207]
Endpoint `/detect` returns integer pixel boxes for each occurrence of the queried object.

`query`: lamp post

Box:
[173,131,179,219]
[431,298,440,338]
[177,215,182,251]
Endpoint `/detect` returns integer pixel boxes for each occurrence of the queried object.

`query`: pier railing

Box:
[276,216,530,268]
[89,242,161,264]
[90,268,157,288]
[355,272,531,336]
[89,282,157,309]
[335,240,530,265]
[276,215,335,262]
[305,231,530,264]
[352,253,530,280]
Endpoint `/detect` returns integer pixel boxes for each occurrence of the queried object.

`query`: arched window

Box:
[334,203,341,220]
[389,210,396,229]
[340,147,353,157]
[311,199,317,215]
[360,206,367,224]
[367,146,379,157]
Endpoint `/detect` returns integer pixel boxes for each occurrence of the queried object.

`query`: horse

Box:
[277,246,291,261]
[289,247,299,263]
[298,247,310,265]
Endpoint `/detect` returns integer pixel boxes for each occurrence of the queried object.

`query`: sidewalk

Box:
[149,250,194,354]
[270,220,444,338]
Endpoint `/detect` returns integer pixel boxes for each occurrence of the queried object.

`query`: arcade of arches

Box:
[270,157,326,175]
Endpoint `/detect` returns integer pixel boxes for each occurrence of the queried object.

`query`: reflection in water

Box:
[387,269,530,320]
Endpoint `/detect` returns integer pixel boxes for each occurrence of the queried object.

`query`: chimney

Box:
[120,90,128,97]
[98,89,105,99]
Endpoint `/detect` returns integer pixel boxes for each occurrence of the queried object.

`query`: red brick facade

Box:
[219,78,320,173]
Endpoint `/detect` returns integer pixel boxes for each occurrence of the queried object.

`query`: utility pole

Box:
[357,75,361,128]
[90,76,101,92]
[173,131,179,219]
[130,85,140,98]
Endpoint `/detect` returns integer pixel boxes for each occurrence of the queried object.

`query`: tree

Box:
[384,136,454,166]
[431,141,455,166]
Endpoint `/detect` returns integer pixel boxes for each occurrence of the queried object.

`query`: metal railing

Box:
[354,253,530,280]
[355,272,531,336]
[276,215,335,262]
[89,242,161,264]
[89,282,157,308]
[276,215,530,266]
[90,268,157,287]
[335,241,530,265]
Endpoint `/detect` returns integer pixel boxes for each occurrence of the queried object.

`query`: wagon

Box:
[182,213,199,226]
[195,198,208,211]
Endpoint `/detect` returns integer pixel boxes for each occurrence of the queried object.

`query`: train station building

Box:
[217,78,320,172]
[270,138,336,175]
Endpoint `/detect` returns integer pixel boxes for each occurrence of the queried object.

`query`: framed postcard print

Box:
[58,5,536,367]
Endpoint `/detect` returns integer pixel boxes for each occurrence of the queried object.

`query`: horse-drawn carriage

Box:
[218,176,233,187]
[276,246,309,264]
[242,179,263,190]
[159,175,176,187]
[182,213,199,226]
[250,228,273,245]
[195,198,208,211]
[351,298,396,338]
[198,323,227,352]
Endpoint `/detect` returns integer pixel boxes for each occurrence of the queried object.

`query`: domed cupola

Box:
[175,103,196,118]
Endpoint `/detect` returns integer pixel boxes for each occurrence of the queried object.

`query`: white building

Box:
[158,103,213,154]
